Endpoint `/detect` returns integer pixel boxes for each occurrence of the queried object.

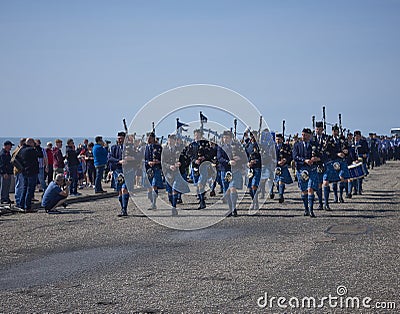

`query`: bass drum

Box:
[348,162,365,180]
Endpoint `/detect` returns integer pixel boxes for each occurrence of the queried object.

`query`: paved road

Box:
[0,161,399,313]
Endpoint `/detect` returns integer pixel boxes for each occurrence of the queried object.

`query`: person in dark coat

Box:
[0,140,15,204]
[19,138,39,212]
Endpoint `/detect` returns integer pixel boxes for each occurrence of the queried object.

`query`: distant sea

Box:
[0,137,117,154]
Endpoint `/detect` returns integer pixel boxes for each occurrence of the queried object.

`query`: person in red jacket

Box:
[45,142,54,186]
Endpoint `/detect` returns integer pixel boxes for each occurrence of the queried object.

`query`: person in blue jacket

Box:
[93,136,109,193]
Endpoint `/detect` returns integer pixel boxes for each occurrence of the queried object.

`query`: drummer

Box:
[322,125,350,210]
[353,130,369,195]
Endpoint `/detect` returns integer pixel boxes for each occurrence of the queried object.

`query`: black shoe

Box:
[62,202,68,208]
[233,209,238,217]
[345,193,352,199]
[324,204,331,211]
[339,196,344,203]
[118,212,128,217]
[269,193,275,199]
[278,195,284,203]
[353,191,358,195]
[304,210,310,216]
[210,190,216,197]
[333,197,338,203]
[176,198,183,204]
[317,204,323,210]
[1,200,14,204]
[310,211,316,218]
[359,190,362,195]
[198,203,206,210]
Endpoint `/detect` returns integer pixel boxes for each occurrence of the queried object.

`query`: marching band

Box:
[116,114,399,218]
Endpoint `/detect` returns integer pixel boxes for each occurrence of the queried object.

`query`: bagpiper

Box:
[244,131,262,210]
[312,121,328,210]
[217,130,247,217]
[292,128,320,217]
[185,129,213,209]
[272,133,293,203]
[144,132,163,209]
[161,134,190,216]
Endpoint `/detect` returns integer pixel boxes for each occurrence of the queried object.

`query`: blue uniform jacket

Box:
[145,143,162,170]
[292,140,314,170]
[354,139,369,158]
[217,144,232,172]
[108,144,124,171]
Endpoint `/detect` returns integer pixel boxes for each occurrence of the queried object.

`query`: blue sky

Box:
[1,0,399,138]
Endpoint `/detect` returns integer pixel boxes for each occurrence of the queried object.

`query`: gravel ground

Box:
[0,161,399,313]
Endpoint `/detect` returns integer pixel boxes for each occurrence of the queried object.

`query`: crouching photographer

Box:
[41,174,70,213]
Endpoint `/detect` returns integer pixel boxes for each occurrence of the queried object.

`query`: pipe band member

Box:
[292,128,320,218]
[312,121,328,209]
[245,131,262,210]
[144,132,163,210]
[217,130,246,217]
[185,129,213,210]
[272,133,293,204]
[322,124,350,210]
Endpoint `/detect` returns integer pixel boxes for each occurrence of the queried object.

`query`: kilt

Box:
[323,160,341,183]
[123,168,135,192]
[144,167,164,189]
[220,170,243,191]
[247,167,261,188]
[274,165,293,184]
[338,160,350,180]
[296,167,319,192]
[191,164,209,187]
[323,160,350,182]
[167,171,190,194]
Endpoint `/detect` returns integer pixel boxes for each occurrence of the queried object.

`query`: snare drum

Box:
[348,162,365,180]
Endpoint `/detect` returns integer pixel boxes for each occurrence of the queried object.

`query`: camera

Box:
[63,177,72,187]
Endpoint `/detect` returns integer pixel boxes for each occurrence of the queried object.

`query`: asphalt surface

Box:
[0,161,399,313]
